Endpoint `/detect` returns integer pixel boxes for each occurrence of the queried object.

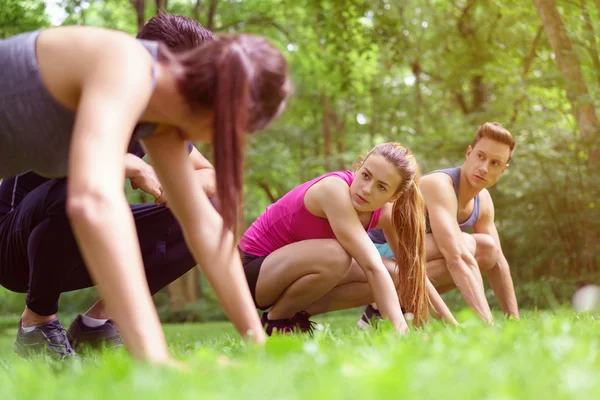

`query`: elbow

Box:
[446,251,476,273]
[361,260,386,278]
[66,190,116,228]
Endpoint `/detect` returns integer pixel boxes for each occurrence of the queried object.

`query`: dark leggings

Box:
[0,178,196,316]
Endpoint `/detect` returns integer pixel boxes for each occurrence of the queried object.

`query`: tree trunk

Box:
[207,0,218,30]
[129,0,146,32]
[166,268,202,320]
[412,60,423,132]
[470,75,487,112]
[582,4,600,87]
[321,93,333,170]
[334,106,346,170]
[533,0,600,168]
[193,0,203,21]
[155,0,167,14]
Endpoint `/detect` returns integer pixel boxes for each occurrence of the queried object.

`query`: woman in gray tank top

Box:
[0,25,291,364]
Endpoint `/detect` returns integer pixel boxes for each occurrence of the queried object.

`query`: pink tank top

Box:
[239,171,382,256]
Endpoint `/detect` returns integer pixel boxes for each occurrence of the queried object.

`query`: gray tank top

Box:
[0,30,159,179]
[368,166,480,244]
[424,167,480,233]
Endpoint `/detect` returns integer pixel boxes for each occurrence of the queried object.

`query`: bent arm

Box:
[378,203,457,326]
[142,128,265,344]
[66,45,169,363]
[189,146,216,198]
[422,178,493,324]
[313,179,408,333]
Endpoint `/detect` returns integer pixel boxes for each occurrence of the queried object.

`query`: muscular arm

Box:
[421,175,493,324]
[142,127,265,344]
[474,192,519,319]
[378,204,458,326]
[309,178,409,333]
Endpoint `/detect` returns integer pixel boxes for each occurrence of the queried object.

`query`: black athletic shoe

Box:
[291,311,317,335]
[67,315,123,351]
[261,312,296,336]
[357,304,383,330]
[14,319,79,360]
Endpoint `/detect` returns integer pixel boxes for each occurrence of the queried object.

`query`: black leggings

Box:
[0,178,197,316]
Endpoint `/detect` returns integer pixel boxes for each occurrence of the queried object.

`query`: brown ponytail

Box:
[212,44,250,234]
[172,34,290,234]
[391,177,429,325]
[364,143,429,324]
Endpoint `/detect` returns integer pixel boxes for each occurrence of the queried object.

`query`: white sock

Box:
[81,314,108,328]
[21,324,38,333]
[21,318,57,333]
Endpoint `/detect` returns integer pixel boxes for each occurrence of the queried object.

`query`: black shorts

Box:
[238,248,270,310]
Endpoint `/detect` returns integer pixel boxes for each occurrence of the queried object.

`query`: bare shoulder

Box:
[420,172,456,205]
[421,172,454,192]
[307,175,350,200]
[375,201,394,229]
[36,26,154,109]
[38,26,141,53]
[477,188,495,216]
[304,175,352,217]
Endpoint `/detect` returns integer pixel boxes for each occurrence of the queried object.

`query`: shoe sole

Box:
[13,341,30,357]
[13,341,81,360]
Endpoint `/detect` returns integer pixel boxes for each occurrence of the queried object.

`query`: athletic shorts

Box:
[238,248,270,310]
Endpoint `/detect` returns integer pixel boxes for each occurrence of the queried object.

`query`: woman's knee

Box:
[318,241,353,281]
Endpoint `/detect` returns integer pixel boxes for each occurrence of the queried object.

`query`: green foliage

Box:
[0,0,49,38]
[2,0,598,314]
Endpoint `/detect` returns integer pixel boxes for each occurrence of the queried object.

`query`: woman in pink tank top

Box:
[239,143,451,335]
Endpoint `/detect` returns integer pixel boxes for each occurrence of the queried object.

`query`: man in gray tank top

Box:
[360,122,519,328]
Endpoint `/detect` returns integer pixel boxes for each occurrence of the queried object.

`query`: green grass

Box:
[0,310,599,399]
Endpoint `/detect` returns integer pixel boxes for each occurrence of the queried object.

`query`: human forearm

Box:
[486,257,519,319]
[446,256,493,324]
[67,192,169,363]
[364,265,409,333]
[185,219,265,343]
[426,278,458,326]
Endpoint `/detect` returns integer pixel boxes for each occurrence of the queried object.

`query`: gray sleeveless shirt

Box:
[368,166,480,244]
[0,30,159,179]
[424,167,480,233]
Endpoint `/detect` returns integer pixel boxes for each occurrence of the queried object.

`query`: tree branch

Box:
[510,25,544,124]
[258,182,278,203]
[486,12,503,44]
[457,0,478,38]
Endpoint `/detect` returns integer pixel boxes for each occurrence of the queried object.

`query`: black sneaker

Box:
[67,315,123,351]
[260,312,295,336]
[291,311,316,335]
[357,304,383,330]
[14,319,79,360]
